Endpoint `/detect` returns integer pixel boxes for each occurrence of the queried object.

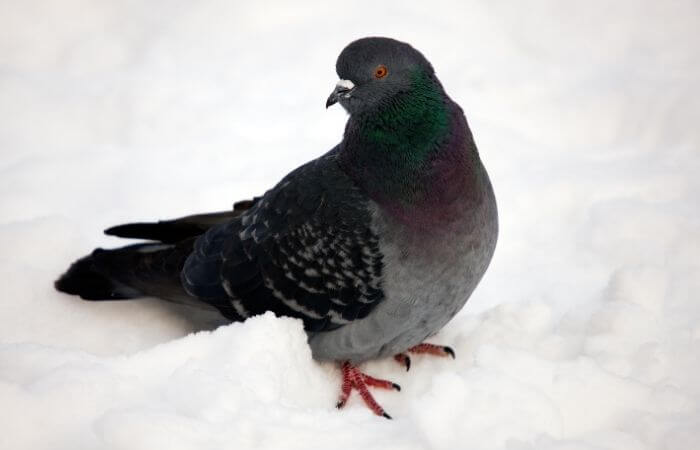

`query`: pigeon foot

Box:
[393,343,456,370]
[336,361,399,419]
[408,343,456,358]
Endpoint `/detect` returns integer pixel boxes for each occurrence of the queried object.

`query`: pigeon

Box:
[55,37,498,418]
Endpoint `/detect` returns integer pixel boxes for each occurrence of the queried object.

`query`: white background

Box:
[1,1,698,449]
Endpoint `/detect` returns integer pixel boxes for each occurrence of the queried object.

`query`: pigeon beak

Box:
[326,79,355,108]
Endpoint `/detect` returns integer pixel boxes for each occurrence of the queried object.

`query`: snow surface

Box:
[1,0,699,449]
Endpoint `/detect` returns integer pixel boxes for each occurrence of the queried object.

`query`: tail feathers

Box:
[56,241,197,304]
[104,200,258,243]
[104,221,204,244]
[55,249,143,300]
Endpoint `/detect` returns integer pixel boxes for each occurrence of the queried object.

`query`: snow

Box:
[1,0,699,449]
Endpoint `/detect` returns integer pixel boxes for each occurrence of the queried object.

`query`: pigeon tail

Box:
[55,242,193,303]
[104,203,256,244]
[54,247,146,300]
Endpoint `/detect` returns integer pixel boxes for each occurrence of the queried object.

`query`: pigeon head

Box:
[326,37,436,114]
[331,37,472,220]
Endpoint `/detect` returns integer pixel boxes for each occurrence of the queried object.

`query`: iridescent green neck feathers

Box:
[340,70,457,205]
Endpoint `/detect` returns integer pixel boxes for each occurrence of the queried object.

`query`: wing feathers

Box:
[182,153,386,332]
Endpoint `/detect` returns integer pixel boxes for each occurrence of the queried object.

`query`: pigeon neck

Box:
[339,72,480,226]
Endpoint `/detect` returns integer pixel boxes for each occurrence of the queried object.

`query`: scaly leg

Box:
[336,361,400,419]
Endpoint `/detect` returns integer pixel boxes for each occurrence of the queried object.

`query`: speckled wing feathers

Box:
[182,151,384,332]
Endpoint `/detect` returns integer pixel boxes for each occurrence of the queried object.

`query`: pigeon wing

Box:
[182,151,385,332]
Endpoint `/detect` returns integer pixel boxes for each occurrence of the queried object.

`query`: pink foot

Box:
[394,343,455,371]
[336,361,400,419]
[409,343,455,358]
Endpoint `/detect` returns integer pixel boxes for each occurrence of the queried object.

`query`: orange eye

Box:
[374,64,388,79]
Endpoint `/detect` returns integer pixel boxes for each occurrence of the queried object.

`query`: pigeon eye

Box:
[374,65,388,79]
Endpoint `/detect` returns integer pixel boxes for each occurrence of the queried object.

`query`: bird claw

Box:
[337,361,398,418]
[408,343,456,359]
[393,353,411,371]
[338,344,455,418]
[393,343,454,374]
